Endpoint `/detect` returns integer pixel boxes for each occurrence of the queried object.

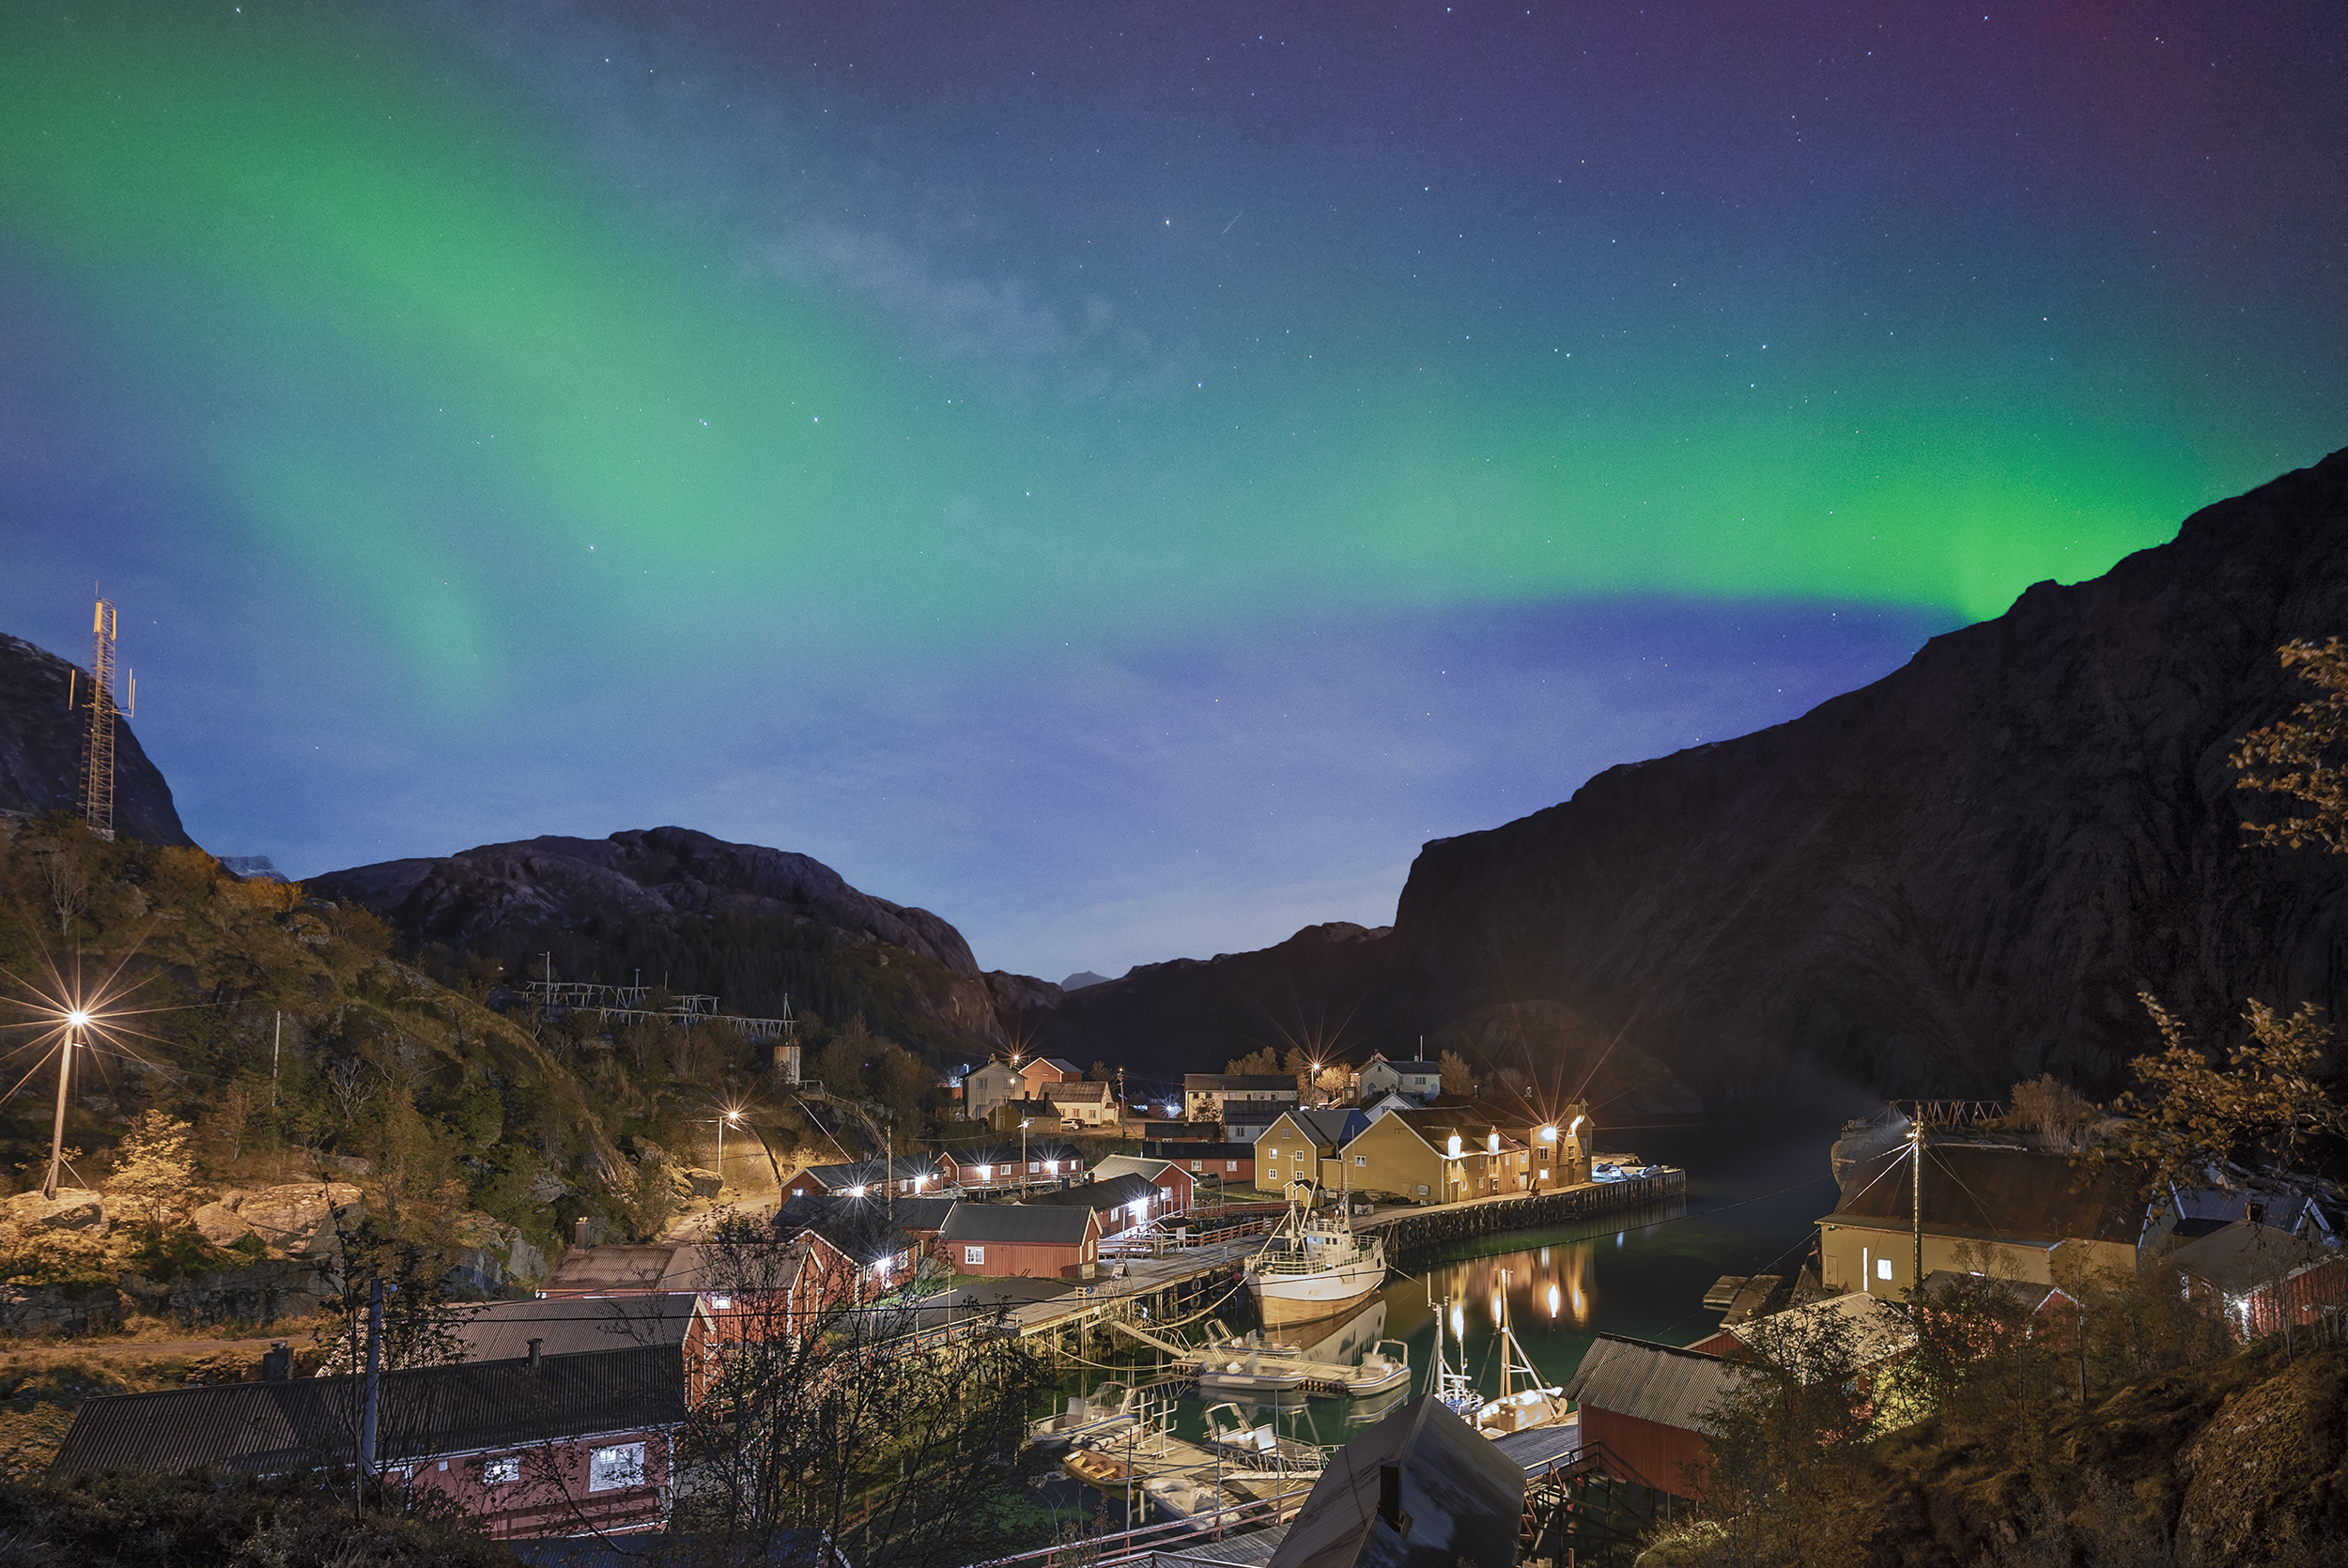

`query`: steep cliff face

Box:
[313,826,1031,1053]
[1031,449,2348,1102]
[0,634,197,848]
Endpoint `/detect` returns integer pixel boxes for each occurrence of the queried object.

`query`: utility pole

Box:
[1908,1113,1924,1298]
[357,1278,394,1514]
[272,1011,282,1108]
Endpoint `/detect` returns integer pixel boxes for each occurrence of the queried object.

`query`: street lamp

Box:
[1020,1118,1031,1188]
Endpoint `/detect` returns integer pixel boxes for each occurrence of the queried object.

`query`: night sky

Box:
[4,3,2343,982]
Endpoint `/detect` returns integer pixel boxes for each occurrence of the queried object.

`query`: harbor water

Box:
[1030,1111,1844,1525]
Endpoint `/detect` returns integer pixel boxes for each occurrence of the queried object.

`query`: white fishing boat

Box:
[1196,1346,1308,1394]
[1246,1167,1387,1330]
[1027,1380,1143,1448]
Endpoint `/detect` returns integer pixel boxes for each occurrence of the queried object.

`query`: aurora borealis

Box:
[4,3,2343,980]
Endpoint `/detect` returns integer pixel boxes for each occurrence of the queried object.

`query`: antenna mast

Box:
[77,597,131,843]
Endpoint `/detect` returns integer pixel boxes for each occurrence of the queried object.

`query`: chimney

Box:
[527,1336,544,1369]
[261,1341,291,1381]
[2248,1201,2266,1226]
[574,1217,591,1249]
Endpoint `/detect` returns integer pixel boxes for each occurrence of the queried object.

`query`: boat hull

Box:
[1249,1265,1385,1330]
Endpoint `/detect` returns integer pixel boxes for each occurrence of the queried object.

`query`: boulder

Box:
[192,1202,255,1248]
[683,1167,723,1199]
[8,1189,106,1233]
[236,1182,363,1257]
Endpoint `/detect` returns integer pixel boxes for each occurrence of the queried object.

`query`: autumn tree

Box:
[2107,638,2348,1194]
[1439,1049,1476,1097]
[102,1110,195,1254]
[2232,635,2348,852]
[1224,1047,1281,1075]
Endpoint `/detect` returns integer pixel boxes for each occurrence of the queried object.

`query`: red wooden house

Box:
[1558,1334,1740,1498]
[49,1344,686,1540]
[938,1204,1102,1279]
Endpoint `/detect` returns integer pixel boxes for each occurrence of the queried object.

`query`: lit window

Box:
[1227,1161,1238,1173]
[1415,1185,1429,1196]
[483,1455,520,1485]
[709,1294,732,1309]
[1877,1257,1893,1282]
[965,1245,985,1266]
[1356,1155,1367,1167]
[589,1443,646,1492]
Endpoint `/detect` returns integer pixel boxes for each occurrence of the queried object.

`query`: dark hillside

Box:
[1026,448,2348,1104]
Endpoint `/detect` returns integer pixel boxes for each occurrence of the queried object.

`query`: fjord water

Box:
[1053,1111,1846,1453]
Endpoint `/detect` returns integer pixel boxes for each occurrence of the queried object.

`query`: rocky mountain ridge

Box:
[1020,447,2348,1104]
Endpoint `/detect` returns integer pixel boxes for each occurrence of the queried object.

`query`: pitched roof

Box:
[1267,1394,1523,1568]
[1265,1109,1369,1147]
[1562,1335,1741,1436]
[1919,1270,2072,1316]
[447,1294,703,1361]
[2170,1220,2338,1295]
[1183,1074,1299,1091]
[790,1154,946,1191]
[1089,1155,1180,1185]
[1363,1058,1440,1075]
[1026,1174,1158,1215]
[1721,1293,1916,1367]
[939,1204,1098,1246]
[1826,1144,2152,1246]
[1143,1141,1255,1161]
[770,1194,957,1260]
[542,1244,718,1295]
[50,1345,687,1479]
[1042,1057,1083,1074]
[1043,1079,1115,1104]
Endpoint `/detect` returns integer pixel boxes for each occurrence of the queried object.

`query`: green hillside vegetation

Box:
[0,817,936,1324]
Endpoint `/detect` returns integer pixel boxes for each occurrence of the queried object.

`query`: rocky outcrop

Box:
[217,1182,364,1258]
[0,633,197,847]
[0,1283,126,1336]
[316,826,981,974]
[1027,449,2348,1104]
[8,1189,106,1233]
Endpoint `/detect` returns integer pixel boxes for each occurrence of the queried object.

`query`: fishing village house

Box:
[772,1193,959,1295]
[1352,1052,1443,1102]
[2170,1218,2348,1344]
[449,1294,721,1404]
[1024,1172,1166,1237]
[1817,1143,2154,1298]
[49,1343,687,1540]
[1043,1077,1119,1129]
[1253,1108,1371,1198]
[1142,1138,1255,1190]
[1018,1055,1084,1098]
[1182,1071,1300,1124]
[961,1058,1025,1121]
[784,1154,948,1202]
[1087,1153,1196,1216]
[938,1203,1102,1280]
[1339,1107,1538,1204]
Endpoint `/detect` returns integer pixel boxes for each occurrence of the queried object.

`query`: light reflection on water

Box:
[1045,1113,1844,1448]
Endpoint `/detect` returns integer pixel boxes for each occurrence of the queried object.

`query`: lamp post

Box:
[1020,1118,1031,1191]
[41,1010,89,1200]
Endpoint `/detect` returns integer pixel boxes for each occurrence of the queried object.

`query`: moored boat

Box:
[1245,1198,1387,1330]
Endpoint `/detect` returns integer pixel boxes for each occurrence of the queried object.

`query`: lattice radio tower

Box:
[67,596,132,843]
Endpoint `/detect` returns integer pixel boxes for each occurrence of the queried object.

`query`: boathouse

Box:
[1088,1154,1196,1215]
[1560,1334,1740,1498]
[938,1203,1101,1279]
[2171,1220,2348,1344]
[1142,1139,1255,1189]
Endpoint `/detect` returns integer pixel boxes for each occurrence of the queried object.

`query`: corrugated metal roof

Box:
[1919,1270,2069,1315]
[542,1244,718,1294]
[1149,1524,1289,1568]
[1561,1336,1740,1436]
[50,1344,687,1479]
[939,1203,1097,1245]
[1829,1145,2150,1245]
[448,1295,701,1361]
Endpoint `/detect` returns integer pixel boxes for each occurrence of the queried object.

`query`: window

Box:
[1356,1155,1367,1167]
[1189,1161,1202,1172]
[965,1245,985,1266]
[589,1443,646,1492]
[482,1454,520,1485]
[1876,1257,1893,1282]
[1227,1160,1239,1173]
[1415,1184,1429,1196]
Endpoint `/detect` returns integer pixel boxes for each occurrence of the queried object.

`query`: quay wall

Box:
[1365,1170,1687,1261]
